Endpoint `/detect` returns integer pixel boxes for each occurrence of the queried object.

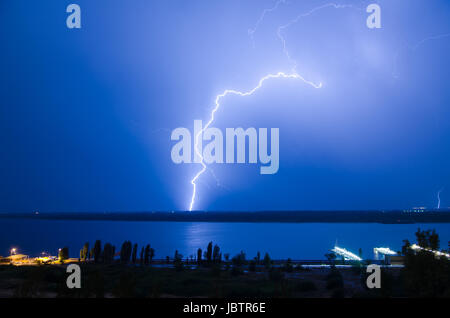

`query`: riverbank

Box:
[0,263,401,298]
[2,211,450,223]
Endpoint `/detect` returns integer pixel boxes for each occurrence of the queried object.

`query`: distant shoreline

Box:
[2,211,450,224]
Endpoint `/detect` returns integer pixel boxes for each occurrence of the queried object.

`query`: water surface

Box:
[1,219,449,260]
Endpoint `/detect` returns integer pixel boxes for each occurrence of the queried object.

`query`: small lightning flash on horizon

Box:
[438,188,444,209]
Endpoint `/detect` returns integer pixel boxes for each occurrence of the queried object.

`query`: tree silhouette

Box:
[80,242,89,262]
[403,229,450,297]
[103,243,115,264]
[120,241,132,264]
[197,248,202,264]
[206,242,213,263]
[139,247,144,265]
[232,251,246,266]
[59,247,69,261]
[415,228,440,250]
[93,240,102,264]
[213,244,221,263]
[263,252,271,269]
[150,247,155,264]
[132,243,138,264]
[174,250,183,271]
[144,245,150,265]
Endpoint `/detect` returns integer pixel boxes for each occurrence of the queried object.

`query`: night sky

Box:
[1,0,450,212]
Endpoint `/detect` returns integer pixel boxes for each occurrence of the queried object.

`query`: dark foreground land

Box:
[0,263,400,298]
[1,228,448,298]
[2,211,450,223]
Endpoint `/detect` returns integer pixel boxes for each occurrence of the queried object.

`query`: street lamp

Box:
[10,248,17,256]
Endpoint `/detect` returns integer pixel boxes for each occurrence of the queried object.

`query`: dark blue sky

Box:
[1,0,450,212]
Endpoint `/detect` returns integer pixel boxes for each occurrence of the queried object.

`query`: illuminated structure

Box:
[410,244,450,259]
[331,246,362,261]
[374,247,397,256]
[374,247,397,263]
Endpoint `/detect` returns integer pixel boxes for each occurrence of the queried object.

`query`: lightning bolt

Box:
[188,2,358,211]
[186,2,450,210]
[277,3,358,72]
[437,188,444,209]
[248,0,287,47]
[189,72,322,211]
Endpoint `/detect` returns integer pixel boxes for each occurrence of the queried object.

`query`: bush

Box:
[103,243,115,264]
[58,247,69,261]
[120,241,132,264]
[263,253,272,269]
[232,251,246,267]
[210,264,221,277]
[249,260,256,272]
[402,229,450,297]
[231,266,243,276]
[295,264,309,272]
[331,288,345,298]
[112,271,137,298]
[268,268,284,282]
[85,270,105,298]
[283,259,294,273]
[174,250,184,272]
[326,270,344,290]
[296,281,317,292]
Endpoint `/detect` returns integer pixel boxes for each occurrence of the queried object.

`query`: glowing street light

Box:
[10,248,17,256]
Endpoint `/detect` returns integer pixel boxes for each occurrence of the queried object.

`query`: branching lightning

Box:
[248,0,287,47]
[277,3,357,72]
[184,2,450,211]
[189,72,322,211]
[188,2,357,211]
